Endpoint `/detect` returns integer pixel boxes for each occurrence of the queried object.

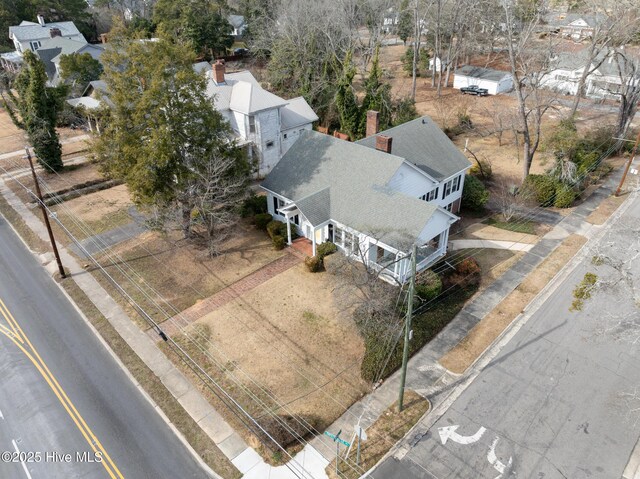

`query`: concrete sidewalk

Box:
[450,239,534,252]
[0,134,90,161]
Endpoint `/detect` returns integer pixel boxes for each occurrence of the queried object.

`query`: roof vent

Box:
[422,118,426,124]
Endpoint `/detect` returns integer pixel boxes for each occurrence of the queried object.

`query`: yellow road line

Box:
[0,298,23,344]
[0,298,124,479]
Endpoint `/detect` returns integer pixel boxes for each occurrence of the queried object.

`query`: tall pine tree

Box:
[334,50,360,141]
[358,46,392,138]
[2,50,64,172]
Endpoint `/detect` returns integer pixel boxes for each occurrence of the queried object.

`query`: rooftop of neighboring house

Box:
[551,48,622,77]
[9,17,84,42]
[227,15,245,29]
[454,65,512,84]
[262,117,467,248]
[357,116,472,181]
[543,12,608,28]
[203,61,317,126]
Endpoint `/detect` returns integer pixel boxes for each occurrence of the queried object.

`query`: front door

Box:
[328,224,334,242]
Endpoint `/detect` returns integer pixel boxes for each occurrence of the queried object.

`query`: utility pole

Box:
[615,129,640,197]
[398,243,417,412]
[25,147,66,278]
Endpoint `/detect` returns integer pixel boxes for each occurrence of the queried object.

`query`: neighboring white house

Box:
[542,50,624,100]
[204,60,318,176]
[453,65,514,95]
[261,114,472,284]
[1,15,86,71]
[543,13,608,41]
[227,15,247,38]
[35,37,104,86]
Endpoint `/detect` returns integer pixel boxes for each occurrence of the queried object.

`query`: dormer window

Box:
[30,41,41,51]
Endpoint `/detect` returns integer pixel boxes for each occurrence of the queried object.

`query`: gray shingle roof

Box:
[227,15,245,29]
[35,46,62,79]
[356,116,471,181]
[280,97,318,130]
[10,20,83,42]
[552,49,620,77]
[51,42,104,64]
[262,130,442,248]
[454,65,512,83]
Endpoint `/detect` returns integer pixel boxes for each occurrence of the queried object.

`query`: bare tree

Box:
[500,2,560,181]
[613,51,640,141]
[568,1,639,116]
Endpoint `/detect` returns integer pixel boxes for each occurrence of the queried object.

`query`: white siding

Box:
[453,74,513,95]
[386,163,437,197]
[255,108,281,176]
[281,123,313,156]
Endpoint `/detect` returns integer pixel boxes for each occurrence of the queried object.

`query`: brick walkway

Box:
[155,251,301,338]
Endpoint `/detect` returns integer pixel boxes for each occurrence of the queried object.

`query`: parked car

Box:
[233,47,249,56]
[460,85,489,96]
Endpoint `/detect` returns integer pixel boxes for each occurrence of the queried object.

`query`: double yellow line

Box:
[0,297,124,479]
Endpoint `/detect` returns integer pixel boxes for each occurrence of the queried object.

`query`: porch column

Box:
[286,215,292,245]
[312,226,317,256]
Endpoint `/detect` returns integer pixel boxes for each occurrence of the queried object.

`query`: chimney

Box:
[366,110,379,137]
[49,27,61,38]
[212,59,226,85]
[37,14,45,27]
[375,135,392,154]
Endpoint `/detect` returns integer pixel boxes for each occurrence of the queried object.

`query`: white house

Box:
[227,15,247,38]
[544,13,608,41]
[542,50,624,100]
[261,114,472,284]
[35,37,104,85]
[453,65,514,95]
[1,15,86,71]
[204,60,318,176]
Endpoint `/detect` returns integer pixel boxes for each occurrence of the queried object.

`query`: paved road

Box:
[0,215,209,479]
[377,193,640,478]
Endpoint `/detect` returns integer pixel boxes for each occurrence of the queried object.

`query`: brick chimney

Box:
[37,14,45,27]
[375,135,392,154]
[366,110,379,137]
[49,27,61,38]
[212,60,226,85]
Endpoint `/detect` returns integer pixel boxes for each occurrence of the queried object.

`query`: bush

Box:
[415,269,442,302]
[443,257,481,290]
[266,220,286,239]
[256,414,318,450]
[241,194,268,217]
[272,235,286,250]
[461,175,489,211]
[254,213,272,230]
[522,174,559,206]
[554,185,577,208]
[305,255,322,272]
[469,158,493,180]
[316,241,337,259]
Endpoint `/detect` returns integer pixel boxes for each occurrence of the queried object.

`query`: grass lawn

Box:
[485,216,537,234]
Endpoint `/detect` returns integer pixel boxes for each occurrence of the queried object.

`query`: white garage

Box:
[453,65,514,95]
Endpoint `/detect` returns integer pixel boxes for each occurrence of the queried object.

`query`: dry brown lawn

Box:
[586,194,626,225]
[195,263,370,425]
[461,223,539,243]
[440,234,587,374]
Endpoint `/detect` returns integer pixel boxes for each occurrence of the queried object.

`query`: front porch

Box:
[290,237,313,257]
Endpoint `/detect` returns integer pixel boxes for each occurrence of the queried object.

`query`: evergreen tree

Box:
[59,52,103,96]
[358,46,392,137]
[334,50,360,141]
[94,31,249,246]
[397,0,412,45]
[2,50,64,171]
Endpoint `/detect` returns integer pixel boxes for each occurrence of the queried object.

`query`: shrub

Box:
[415,269,442,302]
[461,175,489,211]
[443,257,481,290]
[522,174,559,206]
[272,235,286,250]
[266,220,287,239]
[469,158,493,180]
[241,194,268,217]
[316,241,337,259]
[254,213,272,230]
[554,185,577,208]
[257,414,318,450]
[305,255,322,272]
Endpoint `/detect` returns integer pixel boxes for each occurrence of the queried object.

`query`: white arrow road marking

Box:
[438,425,487,445]
[487,436,513,479]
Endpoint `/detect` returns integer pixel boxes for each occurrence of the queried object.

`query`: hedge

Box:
[461,175,489,211]
[522,174,559,206]
[254,213,272,230]
[554,185,577,208]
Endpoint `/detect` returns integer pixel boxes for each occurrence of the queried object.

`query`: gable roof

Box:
[228,15,245,29]
[229,80,288,115]
[204,70,262,111]
[454,65,512,83]
[545,12,608,28]
[262,130,443,248]
[10,20,84,42]
[35,46,62,78]
[357,116,472,181]
[551,49,621,77]
[51,42,104,64]
[280,97,319,130]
